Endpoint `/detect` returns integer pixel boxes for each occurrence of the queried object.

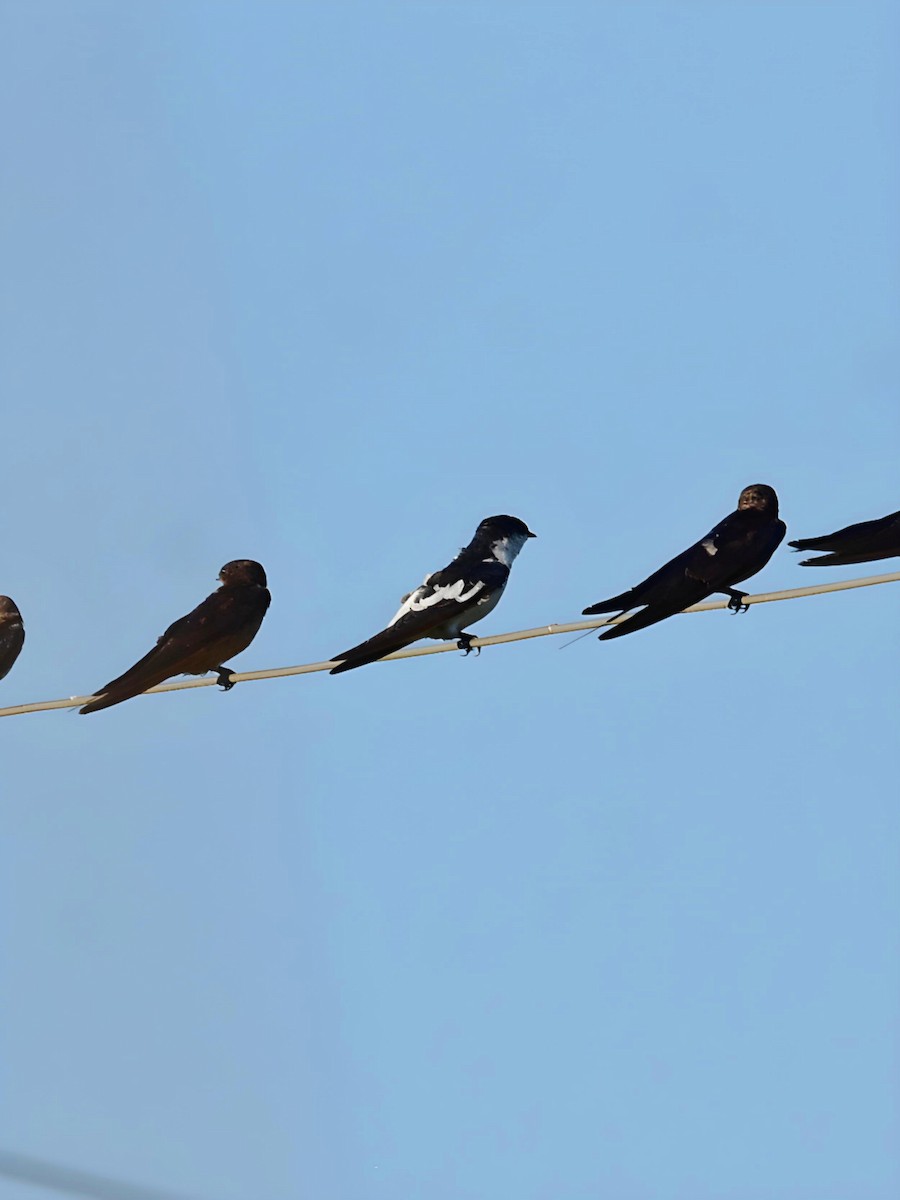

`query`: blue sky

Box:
[1,3,898,1198]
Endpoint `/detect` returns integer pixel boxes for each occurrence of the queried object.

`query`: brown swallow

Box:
[789,508,900,566]
[583,484,786,640]
[80,560,270,714]
[0,596,24,682]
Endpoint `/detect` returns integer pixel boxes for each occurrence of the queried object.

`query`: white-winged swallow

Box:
[330,515,536,674]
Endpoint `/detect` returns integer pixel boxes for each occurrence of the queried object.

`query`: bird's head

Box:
[737,484,779,517]
[218,560,268,588]
[0,596,22,623]
[474,515,537,565]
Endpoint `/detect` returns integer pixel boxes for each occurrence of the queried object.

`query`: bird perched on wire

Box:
[80,560,271,714]
[0,597,24,683]
[330,514,536,674]
[583,484,786,640]
[789,508,900,567]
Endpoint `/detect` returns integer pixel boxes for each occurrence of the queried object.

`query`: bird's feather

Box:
[583,489,785,641]
[330,516,533,674]
[81,569,270,713]
[789,510,900,566]
[0,618,24,683]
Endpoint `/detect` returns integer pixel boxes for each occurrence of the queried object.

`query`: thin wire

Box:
[1,570,897,720]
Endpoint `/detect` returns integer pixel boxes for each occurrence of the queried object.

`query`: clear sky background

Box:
[1,3,898,1198]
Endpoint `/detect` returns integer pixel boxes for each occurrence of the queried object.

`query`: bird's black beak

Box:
[527,530,537,538]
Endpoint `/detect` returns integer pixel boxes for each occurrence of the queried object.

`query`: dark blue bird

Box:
[583,484,786,640]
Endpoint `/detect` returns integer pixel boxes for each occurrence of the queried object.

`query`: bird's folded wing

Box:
[583,542,703,614]
[0,624,24,681]
[87,591,253,700]
[332,567,506,672]
[618,544,703,609]
[87,635,196,703]
[585,518,753,614]
[333,579,484,662]
[682,514,784,589]
[387,574,486,627]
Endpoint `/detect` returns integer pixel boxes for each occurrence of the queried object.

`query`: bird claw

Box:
[727,593,750,614]
[457,635,480,657]
[216,668,236,691]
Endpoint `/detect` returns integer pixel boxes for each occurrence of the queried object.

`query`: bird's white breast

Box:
[488,532,528,567]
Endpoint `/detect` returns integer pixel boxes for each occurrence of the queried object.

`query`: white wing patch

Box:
[701,538,718,556]
[388,576,485,627]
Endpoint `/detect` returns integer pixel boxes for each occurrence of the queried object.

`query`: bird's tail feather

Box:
[598,603,684,640]
[788,536,833,552]
[329,629,413,675]
[79,664,179,713]
[796,551,879,567]
[79,691,127,715]
[582,590,633,616]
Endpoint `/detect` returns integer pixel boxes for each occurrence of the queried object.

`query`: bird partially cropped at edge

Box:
[583,484,786,641]
[789,508,900,567]
[330,515,536,674]
[80,560,271,714]
[0,596,24,683]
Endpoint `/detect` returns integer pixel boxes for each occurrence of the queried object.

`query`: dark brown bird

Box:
[80,560,270,714]
[0,596,24,683]
[789,508,900,567]
[583,484,786,640]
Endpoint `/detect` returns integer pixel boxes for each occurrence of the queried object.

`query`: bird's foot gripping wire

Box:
[457,633,480,657]
[725,590,750,614]
[215,666,237,691]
